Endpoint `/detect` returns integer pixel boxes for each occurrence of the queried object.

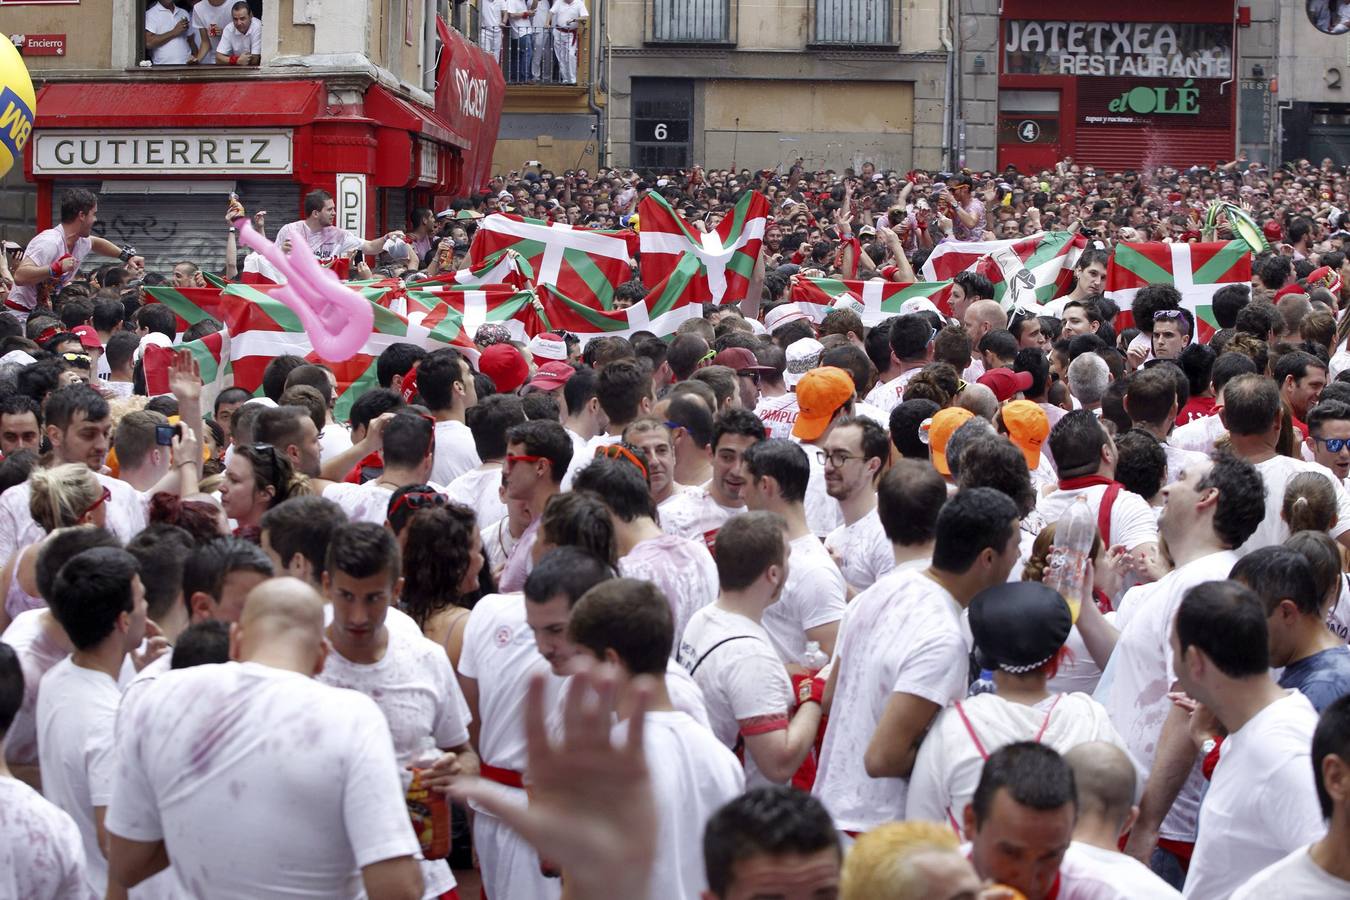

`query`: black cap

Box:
[969,582,1072,674]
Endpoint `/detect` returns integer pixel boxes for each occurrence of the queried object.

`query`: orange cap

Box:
[1001,400,1049,469]
[791,366,855,442]
[926,407,974,476]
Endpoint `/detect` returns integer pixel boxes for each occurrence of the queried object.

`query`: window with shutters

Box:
[810,0,893,47]
[648,0,733,45]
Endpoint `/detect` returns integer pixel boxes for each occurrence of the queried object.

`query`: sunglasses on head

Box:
[387,490,448,520]
[594,443,648,480]
[1153,309,1184,322]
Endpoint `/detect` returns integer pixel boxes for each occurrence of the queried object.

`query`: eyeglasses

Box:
[82,485,111,518]
[1153,309,1184,322]
[595,443,648,480]
[1316,437,1350,453]
[387,490,448,521]
[663,420,685,434]
[817,450,865,468]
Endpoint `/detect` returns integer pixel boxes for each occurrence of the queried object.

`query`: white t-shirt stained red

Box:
[812,568,969,834]
[677,604,793,787]
[106,661,419,900]
[824,508,895,593]
[761,534,845,666]
[618,533,719,656]
[0,775,91,899]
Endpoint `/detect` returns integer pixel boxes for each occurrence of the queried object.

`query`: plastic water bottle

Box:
[1045,496,1094,622]
[803,641,829,673]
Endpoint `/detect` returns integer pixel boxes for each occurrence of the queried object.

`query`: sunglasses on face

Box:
[83,485,112,517]
[1316,437,1350,453]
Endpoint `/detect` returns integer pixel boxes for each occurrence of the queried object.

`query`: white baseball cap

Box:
[899,297,942,318]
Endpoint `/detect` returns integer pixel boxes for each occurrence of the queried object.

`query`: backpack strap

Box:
[689,635,757,677]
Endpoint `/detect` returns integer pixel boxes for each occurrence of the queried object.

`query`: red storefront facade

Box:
[20,19,502,273]
[997,1,1239,172]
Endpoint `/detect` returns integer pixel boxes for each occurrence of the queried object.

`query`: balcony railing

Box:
[811,0,893,46]
[649,0,733,45]
[486,25,590,86]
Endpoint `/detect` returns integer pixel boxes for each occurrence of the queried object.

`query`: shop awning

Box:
[433,17,505,195]
[365,86,470,150]
[32,80,326,129]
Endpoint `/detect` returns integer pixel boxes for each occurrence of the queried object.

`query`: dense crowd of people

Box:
[2,157,1350,899]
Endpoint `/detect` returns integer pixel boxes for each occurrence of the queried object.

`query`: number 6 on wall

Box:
[654,123,668,140]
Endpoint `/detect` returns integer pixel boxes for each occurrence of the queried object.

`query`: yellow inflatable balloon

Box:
[0,36,36,179]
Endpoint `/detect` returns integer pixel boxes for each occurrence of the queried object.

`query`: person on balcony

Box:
[215,2,262,66]
[551,0,588,85]
[530,0,552,81]
[480,0,507,65]
[505,0,536,82]
[189,0,235,64]
[144,0,197,65]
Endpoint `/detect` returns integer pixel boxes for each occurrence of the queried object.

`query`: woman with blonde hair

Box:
[0,464,108,631]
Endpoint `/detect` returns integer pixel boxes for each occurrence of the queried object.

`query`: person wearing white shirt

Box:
[144,0,196,65]
[677,512,823,787]
[1222,373,1350,554]
[215,2,262,66]
[549,0,588,84]
[504,0,537,81]
[566,577,744,900]
[820,417,896,595]
[37,548,147,899]
[964,741,1137,900]
[106,578,425,899]
[1062,742,1184,899]
[189,0,234,63]
[1031,409,1159,570]
[316,522,478,900]
[421,349,482,486]
[457,579,564,900]
[863,314,937,415]
[479,0,507,61]
[1079,453,1266,877]
[659,408,761,551]
[574,458,717,654]
[1232,693,1350,898]
[324,410,438,525]
[1125,365,1211,485]
[0,387,147,564]
[814,486,1024,836]
[1173,580,1326,899]
[0,644,91,899]
[741,439,845,667]
[906,583,1134,837]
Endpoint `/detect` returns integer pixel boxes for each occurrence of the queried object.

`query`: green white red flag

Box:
[921,231,1086,311]
[789,277,954,325]
[412,249,534,291]
[467,214,635,309]
[144,282,482,420]
[1105,240,1251,342]
[531,252,707,344]
[637,189,769,306]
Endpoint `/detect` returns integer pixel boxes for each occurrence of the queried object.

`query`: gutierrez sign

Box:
[31,130,293,175]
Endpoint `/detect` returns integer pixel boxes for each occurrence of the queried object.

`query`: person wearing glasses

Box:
[1150,308,1192,362]
[1306,400,1350,484]
[220,443,305,538]
[496,420,574,593]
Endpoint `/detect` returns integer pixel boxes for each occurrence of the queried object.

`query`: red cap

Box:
[1263,219,1283,241]
[479,343,530,393]
[529,361,576,391]
[977,367,1034,402]
[712,347,774,375]
[71,325,102,350]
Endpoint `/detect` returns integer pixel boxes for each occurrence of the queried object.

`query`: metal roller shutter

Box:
[53,180,300,277]
[1074,126,1234,171]
[382,188,410,237]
